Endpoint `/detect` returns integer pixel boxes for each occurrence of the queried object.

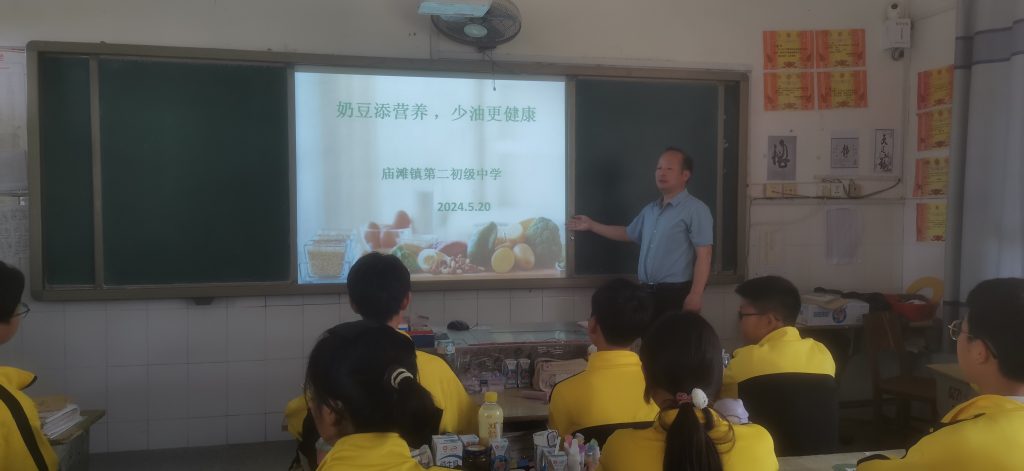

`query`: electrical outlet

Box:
[831,183,845,197]
[782,184,798,197]
[766,183,784,197]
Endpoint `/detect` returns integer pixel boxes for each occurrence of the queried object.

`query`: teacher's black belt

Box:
[642,282,690,292]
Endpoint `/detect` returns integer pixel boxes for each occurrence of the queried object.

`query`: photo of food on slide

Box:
[294,68,567,283]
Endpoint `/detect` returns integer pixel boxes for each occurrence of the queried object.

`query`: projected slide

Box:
[295,69,566,283]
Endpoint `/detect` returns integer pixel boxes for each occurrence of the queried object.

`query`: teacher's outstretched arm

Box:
[567,215,632,242]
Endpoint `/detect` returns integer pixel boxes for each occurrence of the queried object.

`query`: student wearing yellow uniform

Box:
[285,253,475,464]
[599,312,778,471]
[859,278,1024,471]
[720,276,837,456]
[305,320,446,471]
[722,276,835,399]
[0,261,58,471]
[548,278,659,438]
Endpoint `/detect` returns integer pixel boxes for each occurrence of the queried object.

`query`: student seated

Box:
[720,276,837,455]
[548,279,660,441]
[285,253,475,463]
[598,311,778,471]
[0,261,58,471]
[305,320,445,470]
[858,278,1024,470]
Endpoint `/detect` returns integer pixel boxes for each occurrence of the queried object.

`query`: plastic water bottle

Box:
[478,391,504,447]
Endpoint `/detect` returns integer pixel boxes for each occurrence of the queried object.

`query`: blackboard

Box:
[39,55,95,286]
[37,54,291,287]
[573,78,740,276]
[30,41,746,298]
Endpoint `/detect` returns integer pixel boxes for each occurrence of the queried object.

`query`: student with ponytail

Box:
[597,312,778,471]
[285,254,475,452]
[304,320,445,470]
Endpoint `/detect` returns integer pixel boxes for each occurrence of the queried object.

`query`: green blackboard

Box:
[33,43,742,294]
[39,55,95,286]
[37,54,291,286]
[573,78,739,276]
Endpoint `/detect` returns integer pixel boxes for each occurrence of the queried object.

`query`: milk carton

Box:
[542,450,568,471]
[431,435,463,469]
[491,437,510,471]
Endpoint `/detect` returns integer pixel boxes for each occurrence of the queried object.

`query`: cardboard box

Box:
[929,363,977,416]
[797,299,870,326]
[533,358,588,393]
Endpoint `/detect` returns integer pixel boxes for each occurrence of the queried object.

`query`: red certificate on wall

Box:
[913,157,949,197]
[815,29,866,68]
[764,72,815,111]
[917,108,952,151]
[817,70,867,109]
[916,202,947,242]
[917,65,954,110]
[763,31,815,70]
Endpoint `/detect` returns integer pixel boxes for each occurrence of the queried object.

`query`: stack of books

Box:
[34,396,82,439]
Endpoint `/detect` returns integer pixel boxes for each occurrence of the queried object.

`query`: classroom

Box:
[1,0,1022,470]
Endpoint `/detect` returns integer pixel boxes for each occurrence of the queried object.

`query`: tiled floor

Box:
[91,440,296,471]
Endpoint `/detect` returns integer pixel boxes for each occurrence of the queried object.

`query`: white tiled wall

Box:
[0,286,741,453]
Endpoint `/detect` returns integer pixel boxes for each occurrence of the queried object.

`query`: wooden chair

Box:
[862,311,937,432]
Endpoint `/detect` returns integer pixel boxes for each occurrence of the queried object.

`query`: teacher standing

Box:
[568,147,713,315]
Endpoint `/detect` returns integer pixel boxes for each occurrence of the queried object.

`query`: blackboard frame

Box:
[27,41,747,300]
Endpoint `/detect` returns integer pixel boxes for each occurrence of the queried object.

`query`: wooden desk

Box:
[798,319,936,386]
[50,409,105,471]
[797,320,934,332]
[471,389,549,423]
[779,450,902,470]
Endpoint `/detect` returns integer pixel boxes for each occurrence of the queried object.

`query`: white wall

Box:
[0,0,955,453]
[901,7,955,288]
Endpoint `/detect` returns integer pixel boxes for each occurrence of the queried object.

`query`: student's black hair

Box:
[304,320,441,448]
[965,278,1024,382]
[734,275,802,325]
[0,261,25,324]
[663,147,694,174]
[640,311,729,471]
[346,252,411,324]
[591,278,653,347]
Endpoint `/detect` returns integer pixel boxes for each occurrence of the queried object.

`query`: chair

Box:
[738,373,839,457]
[573,421,654,448]
[862,311,937,431]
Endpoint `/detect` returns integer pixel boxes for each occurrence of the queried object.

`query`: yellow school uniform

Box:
[413,349,477,434]
[597,408,778,471]
[721,326,835,398]
[0,367,59,471]
[547,350,660,436]
[858,395,1024,470]
[317,432,446,471]
[285,344,476,439]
